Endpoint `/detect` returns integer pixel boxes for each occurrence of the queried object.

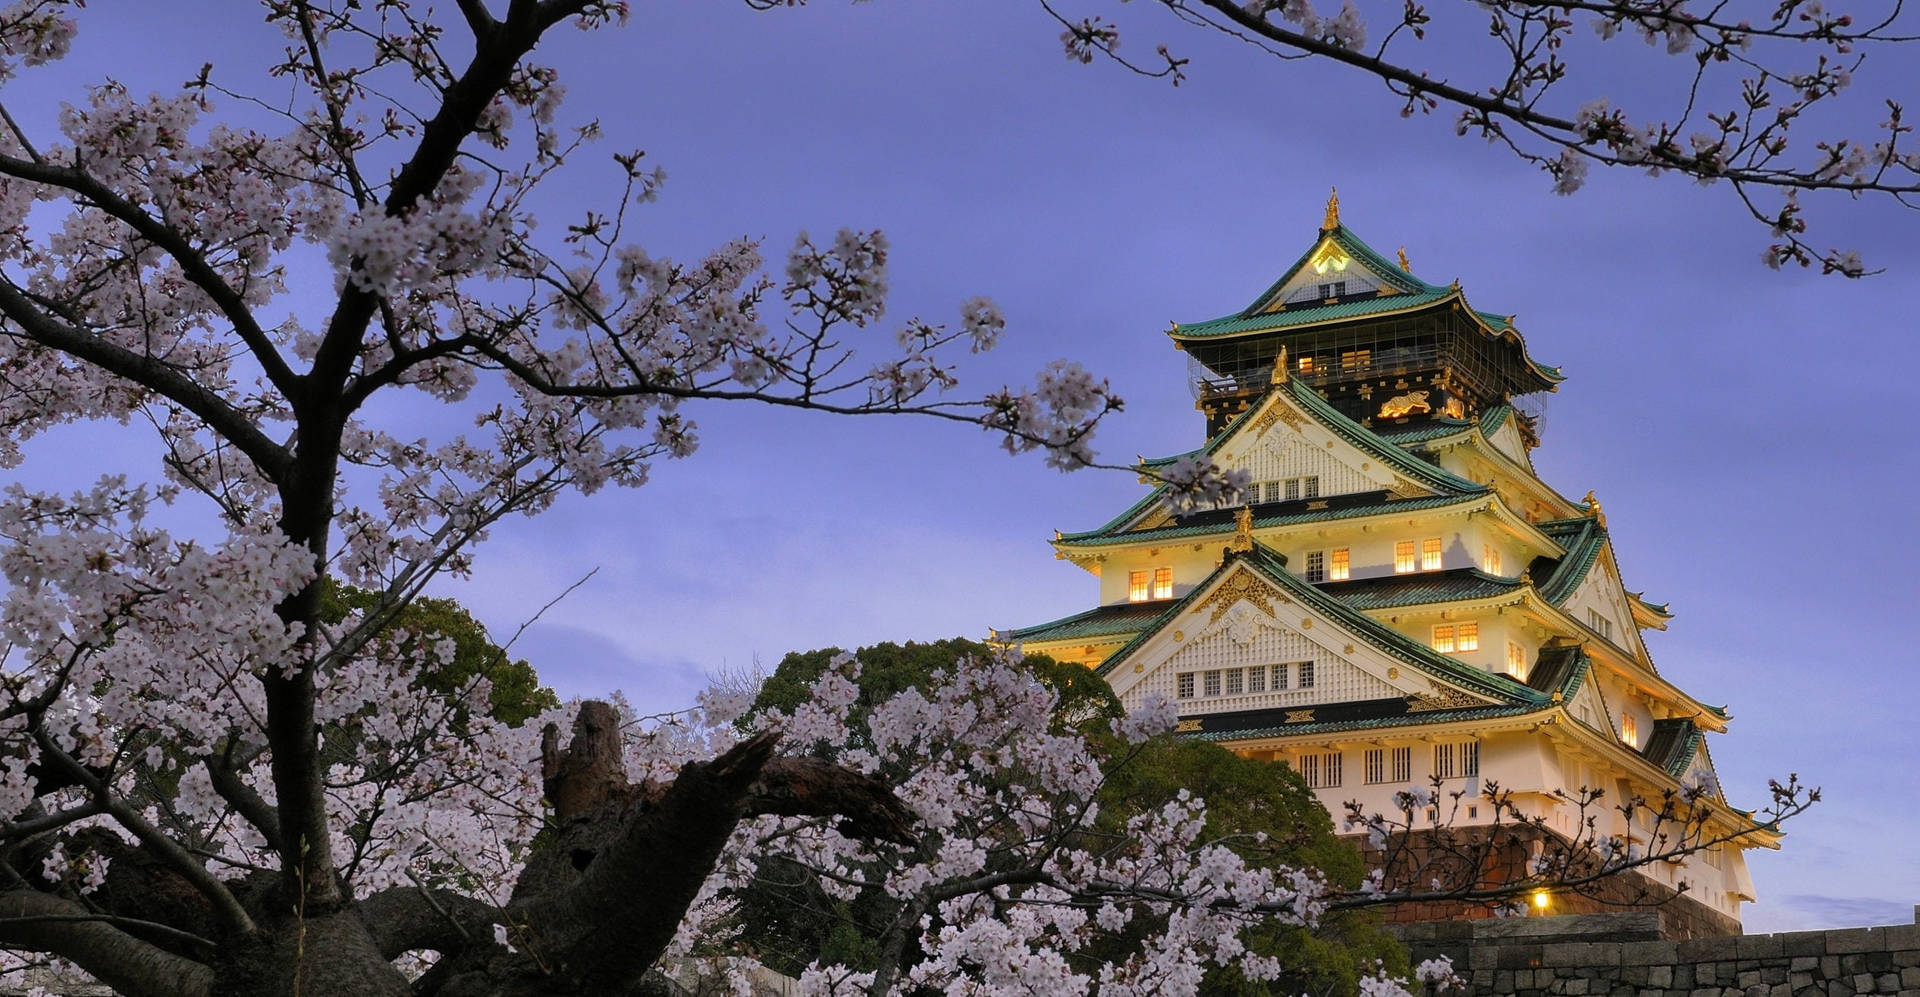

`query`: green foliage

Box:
[749,637,1121,736]
[319,581,558,727]
[742,637,1405,993]
[1093,738,1408,997]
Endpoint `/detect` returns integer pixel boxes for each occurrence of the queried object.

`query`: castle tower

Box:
[997,194,1775,937]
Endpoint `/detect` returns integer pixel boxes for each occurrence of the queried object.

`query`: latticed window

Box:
[1587,608,1614,640]
[1483,544,1502,574]
[1394,541,1416,573]
[1224,668,1243,695]
[1421,537,1442,570]
[1152,567,1173,599]
[1305,551,1326,583]
[1248,667,1267,693]
[1330,548,1350,580]
[1432,625,1457,654]
[1298,661,1316,688]
[1273,663,1289,690]
[1128,570,1150,602]
[1203,671,1221,697]
[1340,349,1371,372]
[1261,481,1281,504]
[1391,746,1412,782]
[1365,748,1414,787]
[1364,749,1386,784]
[1299,751,1342,789]
[1302,475,1320,499]
[1176,673,1195,699]
[1434,741,1479,779]
[1285,479,1300,501]
[1622,715,1638,748]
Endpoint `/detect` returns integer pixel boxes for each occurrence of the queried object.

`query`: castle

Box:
[998,193,1775,937]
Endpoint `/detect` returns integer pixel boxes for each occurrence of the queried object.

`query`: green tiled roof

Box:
[1187,698,1543,741]
[1641,718,1703,778]
[1097,544,1535,704]
[1072,375,1488,546]
[1171,289,1454,339]
[1238,224,1447,313]
[1320,568,1523,611]
[1533,516,1606,605]
[1478,404,1514,437]
[1056,492,1473,549]
[997,601,1174,644]
[1367,418,1475,447]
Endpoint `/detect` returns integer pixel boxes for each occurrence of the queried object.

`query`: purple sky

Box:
[22,1,1920,935]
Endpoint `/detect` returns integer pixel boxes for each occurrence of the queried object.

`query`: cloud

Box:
[1746,895,1916,934]
[511,622,708,715]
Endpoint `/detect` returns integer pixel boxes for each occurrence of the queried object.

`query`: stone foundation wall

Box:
[1394,912,1920,996]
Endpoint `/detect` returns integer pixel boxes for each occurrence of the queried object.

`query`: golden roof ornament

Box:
[1229,505,1254,554]
[1582,490,1607,527]
[1322,187,1340,231]
[1271,345,1289,385]
[1397,246,1412,272]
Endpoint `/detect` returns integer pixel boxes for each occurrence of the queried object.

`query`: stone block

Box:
[1673,964,1694,990]
[1850,975,1873,993]
[1783,933,1833,958]
[1791,972,1815,990]
[1563,979,1588,995]
[1497,970,1515,992]
[1621,941,1682,966]
[1878,924,1920,952]
[1900,966,1920,988]
[1823,979,1852,997]
[1739,971,1763,989]
[1498,945,1548,969]
[1792,958,1820,973]
[1840,955,1866,976]
[1829,930,1885,955]
[1863,952,1893,974]
[1648,966,1672,988]
[1681,937,1742,964]
[1875,972,1900,991]
[1822,957,1841,978]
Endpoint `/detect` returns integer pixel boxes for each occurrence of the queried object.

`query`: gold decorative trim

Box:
[1285,709,1316,723]
[1322,187,1340,230]
[1406,689,1486,713]
[1176,718,1203,733]
[1228,506,1254,554]
[1250,400,1309,439]
[1193,568,1282,624]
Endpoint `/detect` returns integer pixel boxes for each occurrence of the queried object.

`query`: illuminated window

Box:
[1340,349,1372,372]
[1152,567,1173,599]
[1248,667,1267,693]
[1395,541,1417,573]
[1224,668,1243,695]
[1433,740,1480,779]
[1482,544,1502,574]
[1421,537,1442,570]
[1203,671,1221,697]
[1298,355,1316,373]
[1622,715,1638,748]
[1298,661,1316,688]
[1300,751,1343,789]
[1305,551,1326,583]
[1176,673,1195,699]
[1434,623,1481,652]
[1128,570,1150,602]
[1505,641,1528,679]
[1330,548,1350,580]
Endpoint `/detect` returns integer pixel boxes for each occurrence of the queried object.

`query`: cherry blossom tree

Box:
[1043,0,1920,274]
[0,1,1824,994]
